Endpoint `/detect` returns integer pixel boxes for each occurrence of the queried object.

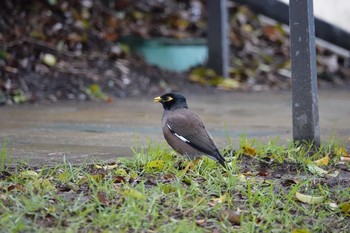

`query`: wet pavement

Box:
[0,89,349,165]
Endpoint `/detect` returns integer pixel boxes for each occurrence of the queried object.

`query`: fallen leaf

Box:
[257,171,268,176]
[209,193,227,206]
[19,170,39,179]
[161,184,177,194]
[236,174,247,182]
[77,173,104,185]
[327,170,339,178]
[41,179,55,190]
[57,171,71,183]
[217,78,240,90]
[218,209,241,225]
[242,145,256,156]
[91,174,105,183]
[33,179,55,191]
[77,177,88,185]
[115,168,128,176]
[340,202,350,215]
[328,202,338,210]
[291,229,311,233]
[295,192,324,204]
[95,163,118,170]
[103,31,119,41]
[307,163,328,176]
[314,155,329,166]
[86,84,109,101]
[8,184,25,192]
[335,145,348,157]
[162,173,176,182]
[145,160,164,171]
[130,171,138,179]
[242,172,255,177]
[282,179,299,187]
[195,219,206,226]
[98,192,110,206]
[182,177,192,185]
[42,53,57,67]
[0,194,7,201]
[67,32,84,43]
[262,24,285,42]
[113,175,126,184]
[13,89,27,103]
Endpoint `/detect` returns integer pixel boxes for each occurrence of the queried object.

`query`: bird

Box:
[153,93,226,168]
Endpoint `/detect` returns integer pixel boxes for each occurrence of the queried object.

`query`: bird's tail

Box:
[214,149,226,168]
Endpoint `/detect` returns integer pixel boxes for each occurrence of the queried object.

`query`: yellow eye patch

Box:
[153,96,173,103]
[165,96,173,102]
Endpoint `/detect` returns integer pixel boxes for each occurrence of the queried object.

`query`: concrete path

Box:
[0,89,349,165]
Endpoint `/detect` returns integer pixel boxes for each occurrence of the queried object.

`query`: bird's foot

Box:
[182,158,201,173]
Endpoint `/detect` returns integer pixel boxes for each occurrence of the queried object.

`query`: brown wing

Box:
[164,108,219,157]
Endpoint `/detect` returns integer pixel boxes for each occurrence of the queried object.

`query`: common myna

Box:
[154,93,226,168]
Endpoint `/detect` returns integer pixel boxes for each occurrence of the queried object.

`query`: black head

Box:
[154,93,188,111]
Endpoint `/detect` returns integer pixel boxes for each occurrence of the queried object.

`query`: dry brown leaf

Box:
[218,209,241,225]
[242,145,256,156]
[95,163,118,170]
[106,16,119,29]
[242,171,256,177]
[195,219,206,226]
[67,33,84,43]
[282,179,299,187]
[98,192,110,206]
[104,31,119,41]
[8,184,25,192]
[257,171,268,177]
[262,25,284,42]
[162,173,176,182]
[113,175,126,184]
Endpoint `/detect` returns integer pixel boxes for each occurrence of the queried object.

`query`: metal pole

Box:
[207,0,229,78]
[289,0,320,146]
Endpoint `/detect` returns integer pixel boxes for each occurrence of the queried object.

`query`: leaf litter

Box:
[0,0,349,105]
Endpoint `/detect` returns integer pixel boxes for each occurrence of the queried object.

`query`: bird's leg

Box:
[183,158,201,173]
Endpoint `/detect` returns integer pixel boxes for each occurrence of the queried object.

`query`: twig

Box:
[3,37,78,58]
[55,65,100,80]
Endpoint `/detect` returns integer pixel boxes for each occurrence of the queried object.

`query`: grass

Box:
[0,136,349,232]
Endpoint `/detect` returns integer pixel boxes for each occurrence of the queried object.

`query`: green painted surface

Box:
[124,37,208,71]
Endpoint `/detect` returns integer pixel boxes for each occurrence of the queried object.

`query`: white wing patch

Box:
[167,124,190,143]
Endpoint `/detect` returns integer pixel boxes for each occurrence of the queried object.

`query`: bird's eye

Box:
[165,96,173,102]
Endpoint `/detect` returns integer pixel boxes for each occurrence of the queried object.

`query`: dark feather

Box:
[164,108,226,167]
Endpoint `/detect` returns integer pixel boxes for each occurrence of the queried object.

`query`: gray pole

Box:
[289,0,320,146]
[207,0,229,78]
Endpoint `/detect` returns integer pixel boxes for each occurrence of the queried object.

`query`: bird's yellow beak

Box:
[153,96,162,103]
